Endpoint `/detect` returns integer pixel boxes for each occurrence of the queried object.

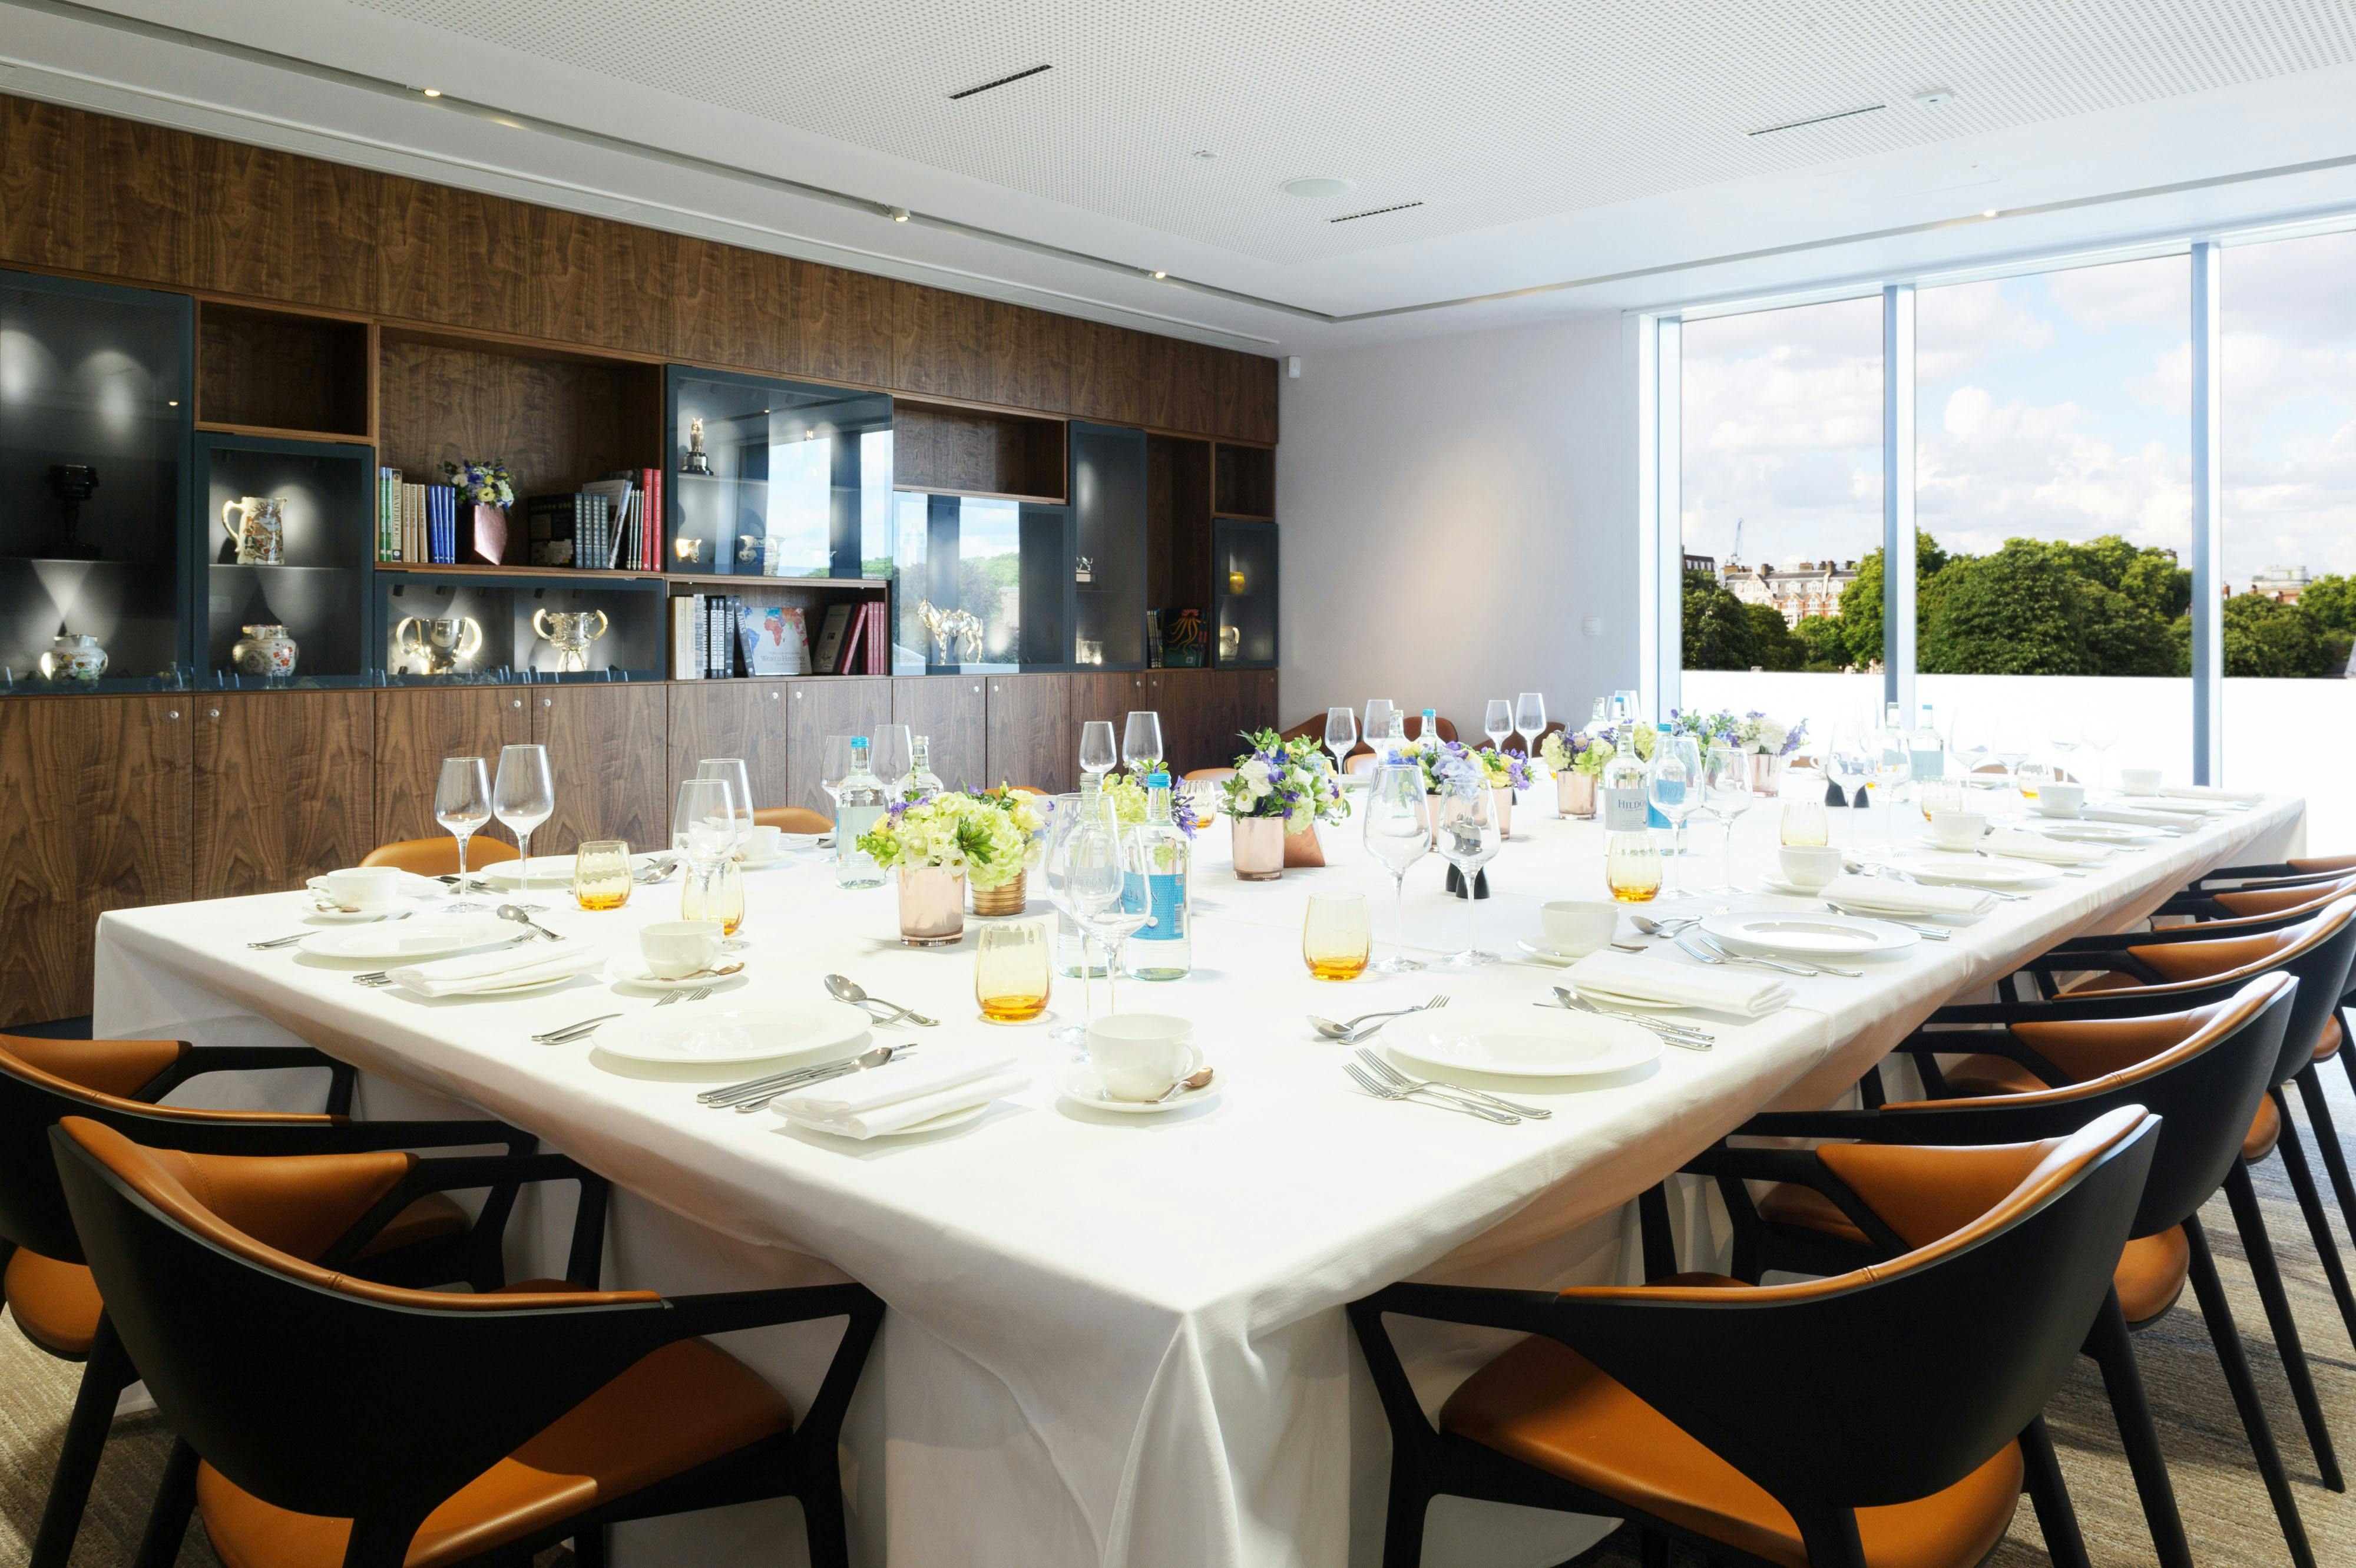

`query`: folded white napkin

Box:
[2160,784,2262,803]
[776,1050,1026,1139]
[1565,950,1791,1017]
[1824,874,1997,918]
[388,943,607,998]
[2082,806,2192,831]
[1986,830,2110,866]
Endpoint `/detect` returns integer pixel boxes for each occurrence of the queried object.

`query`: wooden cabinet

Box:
[372,687,529,850]
[527,685,668,856]
[783,677,892,816]
[0,697,190,1027]
[193,692,375,901]
[892,677,988,789]
[986,674,1073,793]
[667,681,793,812]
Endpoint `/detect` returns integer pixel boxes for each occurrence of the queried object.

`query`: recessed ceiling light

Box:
[1190,150,1217,161]
[1914,89,1956,108]
[1150,270,1167,280]
[1982,209,1998,218]
[1282,176,1355,200]
[421,87,441,97]
[888,206,911,223]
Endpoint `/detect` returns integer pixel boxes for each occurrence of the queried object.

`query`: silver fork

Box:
[533,1012,622,1043]
[353,971,390,987]
[1695,929,1861,978]
[1344,1063,1518,1124]
[1354,1049,1553,1117]
[1552,988,1714,1049]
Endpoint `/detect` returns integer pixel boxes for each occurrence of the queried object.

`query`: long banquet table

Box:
[93,788,2304,1567]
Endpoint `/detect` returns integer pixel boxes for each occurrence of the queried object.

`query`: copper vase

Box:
[897,866,967,945]
[1558,772,1597,818]
[971,871,1027,917]
[1232,815,1283,881]
[1283,822,1325,868]
[1491,787,1513,839]
[1749,753,1784,796]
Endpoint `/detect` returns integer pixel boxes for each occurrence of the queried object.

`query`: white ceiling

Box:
[8,0,2356,352]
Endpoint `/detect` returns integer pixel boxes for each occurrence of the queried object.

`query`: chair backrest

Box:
[0,1036,190,1258]
[1183,767,1237,784]
[1878,973,2291,1234]
[2207,871,2356,921]
[1560,1106,2156,1514]
[52,1117,667,1530]
[752,805,832,833]
[360,836,520,875]
[2104,896,2356,1087]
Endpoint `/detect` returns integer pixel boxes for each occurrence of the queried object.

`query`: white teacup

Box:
[1538,899,1620,958]
[2120,768,2162,797]
[641,919,724,980]
[320,866,402,912]
[1778,843,1842,892]
[2034,783,2087,818]
[737,824,783,861]
[1086,1013,1199,1101]
[1928,810,1990,848]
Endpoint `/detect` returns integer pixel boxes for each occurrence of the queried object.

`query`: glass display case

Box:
[374,573,666,684]
[666,366,894,579]
[889,492,1070,671]
[198,432,373,687]
[0,268,193,692]
[1069,421,1147,669]
[1213,517,1278,669]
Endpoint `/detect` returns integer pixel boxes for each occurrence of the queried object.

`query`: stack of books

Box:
[376,469,459,564]
[375,468,668,571]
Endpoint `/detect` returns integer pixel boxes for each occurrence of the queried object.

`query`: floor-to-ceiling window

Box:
[2222,227,2356,843]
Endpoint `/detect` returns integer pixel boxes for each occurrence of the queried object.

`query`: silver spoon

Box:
[496,904,564,941]
[823,973,939,1027]
[1309,997,1448,1043]
[1629,915,1702,940]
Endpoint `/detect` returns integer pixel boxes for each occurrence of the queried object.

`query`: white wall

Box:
[1275,312,1639,737]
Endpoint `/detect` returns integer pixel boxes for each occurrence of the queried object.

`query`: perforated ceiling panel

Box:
[345,0,2356,265]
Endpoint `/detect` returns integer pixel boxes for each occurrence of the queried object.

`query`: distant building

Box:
[1720,555,1859,627]
[2247,564,2312,603]
[1682,552,1718,577]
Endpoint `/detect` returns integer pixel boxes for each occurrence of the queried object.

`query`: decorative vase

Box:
[971,871,1027,917]
[1428,792,1444,848]
[1749,752,1785,796]
[38,633,107,682]
[898,866,967,946]
[220,495,287,564]
[1491,787,1513,840]
[1558,772,1597,819]
[230,623,299,679]
[1283,821,1325,868]
[469,503,508,565]
[1232,815,1283,881]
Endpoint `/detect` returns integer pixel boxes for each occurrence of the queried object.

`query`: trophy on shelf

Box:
[531,607,609,673]
[393,614,484,676]
[681,416,713,475]
[1074,555,1093,584]
[41,464,101,559]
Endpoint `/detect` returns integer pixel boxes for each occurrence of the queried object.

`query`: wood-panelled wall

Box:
[0,94,1279,445]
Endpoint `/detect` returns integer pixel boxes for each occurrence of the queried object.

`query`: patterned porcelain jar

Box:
[230,623,299,679]
[38,633,107,682]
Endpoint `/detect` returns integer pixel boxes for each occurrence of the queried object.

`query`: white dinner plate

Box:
[1055,1061,1220,1114]
[605,955,749,992]
[1515,938,1583,967]
[302,906,414,925]
[1388,1005,1661,1079]
[1759,876,1843,901]
[594,1006,867,1067]
[2111,795,2222,815]
[2027,822,2165,846]
[1699,911,1917,960]
[297,914,519,962]
[1893,853,2060,890]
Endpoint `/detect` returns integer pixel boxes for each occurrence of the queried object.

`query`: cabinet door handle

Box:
[542,697,553,708]
[207,708,220,719]
[166,710,180,720]
[770,690,781,701]
[512,699,523,709]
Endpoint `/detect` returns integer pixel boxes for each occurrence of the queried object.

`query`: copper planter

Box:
[897,866,967,945]
[1232,815,1284,880]
[971,871,1027,917]
[1558,772,1597,818]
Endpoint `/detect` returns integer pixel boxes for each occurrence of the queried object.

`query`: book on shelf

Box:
[426,484,457,564]
[376,467,400,561]
[812,603,852,673]
[670,597,700,679]
[866,601,888,674]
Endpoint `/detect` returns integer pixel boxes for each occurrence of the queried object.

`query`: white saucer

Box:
[1514,938,1586,967]
[735,853,785,871]
[1055,1060,1218,1114]
[1759,876,1842,901]
[303,905,411,924]
[605,955,749,992]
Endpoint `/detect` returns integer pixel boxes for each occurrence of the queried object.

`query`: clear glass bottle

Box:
[1910,701,1946,783]
[835,736,889,889]
[1603,737,1662,902]
[1417,708,1440,746]
[1645,722,1675,836]
[1121,772,1192,980]
[898,734,944,801]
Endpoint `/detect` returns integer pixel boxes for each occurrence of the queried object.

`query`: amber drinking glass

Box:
[1302,892,1372,981]
[975,919,1051,1023]
[572,840,632,911]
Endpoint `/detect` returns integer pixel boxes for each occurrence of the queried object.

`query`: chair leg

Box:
[2019,1416,2091,1568]
[2293,1063,2356,1288]
[798,1470,851,1568]
[1637,1526,1671,1568]
[2225,1160,2345,1491]
[2185,1215,2319,1568]
[2269,1094,2356,1352]
[29,1316,137,1568]
[1379,1471,1431,1568]
[131,1437,199,1568]
[570,1526,608,1568]
[2084,1288,2193,1568]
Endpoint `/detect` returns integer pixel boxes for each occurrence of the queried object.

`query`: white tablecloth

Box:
[92,790,2304,1568]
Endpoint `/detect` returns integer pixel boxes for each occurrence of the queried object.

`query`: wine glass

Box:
[1647,735,1702,897]
[695,757,757,846]
[1869,714,1911,854]
[1041,792,1115,1050]
[1947,709,1990,783]
[673,776,739,920]
[1434,775,1501,965]
[2047,714,2082,785]
[434,757,492,911]
[872,725,914,790]
[491,745,555,907]
[1083,820,1149,1014]
[1515,692,1547,762]
[2083,714,2120,791]
[1323,706,1357,779]
[1361,760,1431,972]
[1827,723,1873,847]
[1122,711,1164,774]
[1079,720,1118,783]
[1991,714,2031,796]
[1363,699,1395,757]
[1703,745,1755,894]
[1483,700,1513,752]
[820,735,857,818]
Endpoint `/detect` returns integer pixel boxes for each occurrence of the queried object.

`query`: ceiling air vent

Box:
[1746,103,1884,137]
[1328,201,1424,224]
[949,64,1051,101]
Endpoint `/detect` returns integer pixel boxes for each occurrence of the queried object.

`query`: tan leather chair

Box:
[1183,768,1237,784]
[360,836,519,876]
[752,806,833,833]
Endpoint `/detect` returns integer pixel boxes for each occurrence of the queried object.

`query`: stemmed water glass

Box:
[820,735,857,820]
[434,756,492,911]
[1361,760,1430,972]
[1434,775,1501,965]
[1827,723,1873,848]
[1324,706,1357,779]
[1703,744,1755,894]
[696,757,758,843]
[1079,720,1118,784]
[1483,700,1513,752]
[491,744,555,908]
[1947,709,1990,783]
[1647,734,1702,896]
[1084,819,1149,1013]
[1122,711,1164,773]
[1363,699,1396,757]
[1991,715,2031,797]
[872,725,914,790]
[673,777,739,917]
[1514,692,1547,765]
[1043,791,1120,1050]
[2083,714,2120,791]
[2047,714,2082,786]
[1870,714,1911,854]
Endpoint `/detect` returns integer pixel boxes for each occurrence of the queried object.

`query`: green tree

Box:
[1793,615,1848,671]
[1835,532,1948,669]
[1917,542,2094,674]
[1743,603,1808,671]
[2299,575,2356,640]
[1682,570,1756,670]
[2222,593,2339,678]
[2077,579,2185,676]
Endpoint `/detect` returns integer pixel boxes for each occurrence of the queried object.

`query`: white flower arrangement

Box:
[1216,730,1347,825]
[1734,712,1808,756]
[854,790,1032,888]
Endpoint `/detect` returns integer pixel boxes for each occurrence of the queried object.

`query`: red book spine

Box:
[866,601,885,674]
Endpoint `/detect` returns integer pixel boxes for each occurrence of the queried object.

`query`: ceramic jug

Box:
[221,496,287,564]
